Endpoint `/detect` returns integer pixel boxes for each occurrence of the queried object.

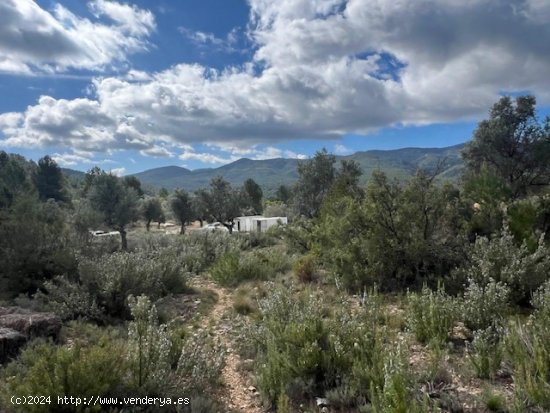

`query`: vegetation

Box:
[2,95,550,412]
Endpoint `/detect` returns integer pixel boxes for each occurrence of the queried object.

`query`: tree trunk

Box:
[180,224,185,235]
[157,221,161,229]
[146,220,151,232]
[120,228,128,250]
[199,219,203,227]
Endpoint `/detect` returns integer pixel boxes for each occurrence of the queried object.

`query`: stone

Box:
[0,307,62,342]
[0,327,26,363]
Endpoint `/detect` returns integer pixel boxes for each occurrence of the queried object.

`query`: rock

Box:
[0,307,62,342]
[0,327,26,363]
[316,397,329,407]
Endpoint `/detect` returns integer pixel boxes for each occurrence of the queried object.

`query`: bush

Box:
[461,278,510,331]
[505,281,550,410]
[455,225,550,306]
[293,255,316,283]
[247,285,427,410]
[39,249,187,321]
[467,326,504,379]
[127,296,172,393]
[176,330,225,394]
[0,338,126,412]
[210,248,289,287]
[406,285,459,347]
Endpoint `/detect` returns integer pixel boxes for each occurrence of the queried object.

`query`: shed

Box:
[234,215,288,233]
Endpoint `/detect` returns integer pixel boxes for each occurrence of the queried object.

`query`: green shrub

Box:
[467,326,504,379]
[482,388,507,412]
[176,330,225,393]
[293,255,316,283]
[39,249,187,320]
[456,225,550,306]
[210,248,289,287]
[505,281,550,410]
[461,278,510,331]
[0,338,126,412]
[127,295,171,393]
[248,285,426,411]
[406,285,459,347]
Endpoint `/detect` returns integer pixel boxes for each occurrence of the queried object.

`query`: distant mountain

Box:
[132,144,465,191]
[62,144,466,192]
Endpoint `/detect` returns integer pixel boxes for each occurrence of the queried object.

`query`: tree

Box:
[462,95,550,198]
[171,189,194,234]
[293,148,336,218]
[33,155,68,202]
[142,198,163,231]
[88,173,139,250]
[275,185,292,204]
[0,151,31,209]
[202,176,241,233]
[124,176,144,197]
[158,187,169,199]
[241,178,263,215]
[193,188,209,227]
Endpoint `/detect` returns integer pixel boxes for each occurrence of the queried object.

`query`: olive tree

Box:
[88,173,139,250]
[171,189,194,234]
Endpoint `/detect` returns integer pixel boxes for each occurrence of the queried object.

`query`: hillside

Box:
[133,144,465,191]
[63,144,465,191]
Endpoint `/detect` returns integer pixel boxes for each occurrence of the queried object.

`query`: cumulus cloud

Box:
[0,0,155,75]
[1,0,550,165]
[334,144,351,155]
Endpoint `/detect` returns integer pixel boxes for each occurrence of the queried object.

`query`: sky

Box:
[0,0,549,174]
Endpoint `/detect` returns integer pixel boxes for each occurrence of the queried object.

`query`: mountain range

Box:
[63,144,466,193]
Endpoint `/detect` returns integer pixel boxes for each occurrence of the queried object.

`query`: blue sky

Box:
[1,0,549,174]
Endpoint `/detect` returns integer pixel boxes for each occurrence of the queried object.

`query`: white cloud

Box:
[334,144,351,155]
[1,0,550,162]
[140,146,175,158]
[89,0,156,36]
[0,0,155,75]
[179,150,239,165]
[110,167,126,176]
[178,26,239,52]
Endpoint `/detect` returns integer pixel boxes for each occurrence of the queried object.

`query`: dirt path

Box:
[192,279,263,413]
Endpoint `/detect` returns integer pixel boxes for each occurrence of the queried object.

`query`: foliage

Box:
[275,184,292,204]
[505,281,550,410]
[127,295,171,392]
[456,225,550,306]
[0,338,126,412]
[0,195,76,297]
[200,176,241,233]
[33,155,68,203]
[293,148,336,218]
[170,189,194,234]
[461,278,510,331]
[461,167,509,239]
[0,151,33,209]
[293,254,316,283]
[39,249,187,321]
[406,285,459,347]
[467,325,504,379]
[209,248,289,287]
[142,197,163,231]
[462,95,550,198]
[241,178,263,215]
[88,172,140,250]
[247,285,426,411]
[176,330,225,393]
[315,170,465,291]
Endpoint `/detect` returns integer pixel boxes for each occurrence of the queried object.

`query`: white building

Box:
[234,215,288,233]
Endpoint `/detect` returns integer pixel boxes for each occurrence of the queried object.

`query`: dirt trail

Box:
[192,279,263,413]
